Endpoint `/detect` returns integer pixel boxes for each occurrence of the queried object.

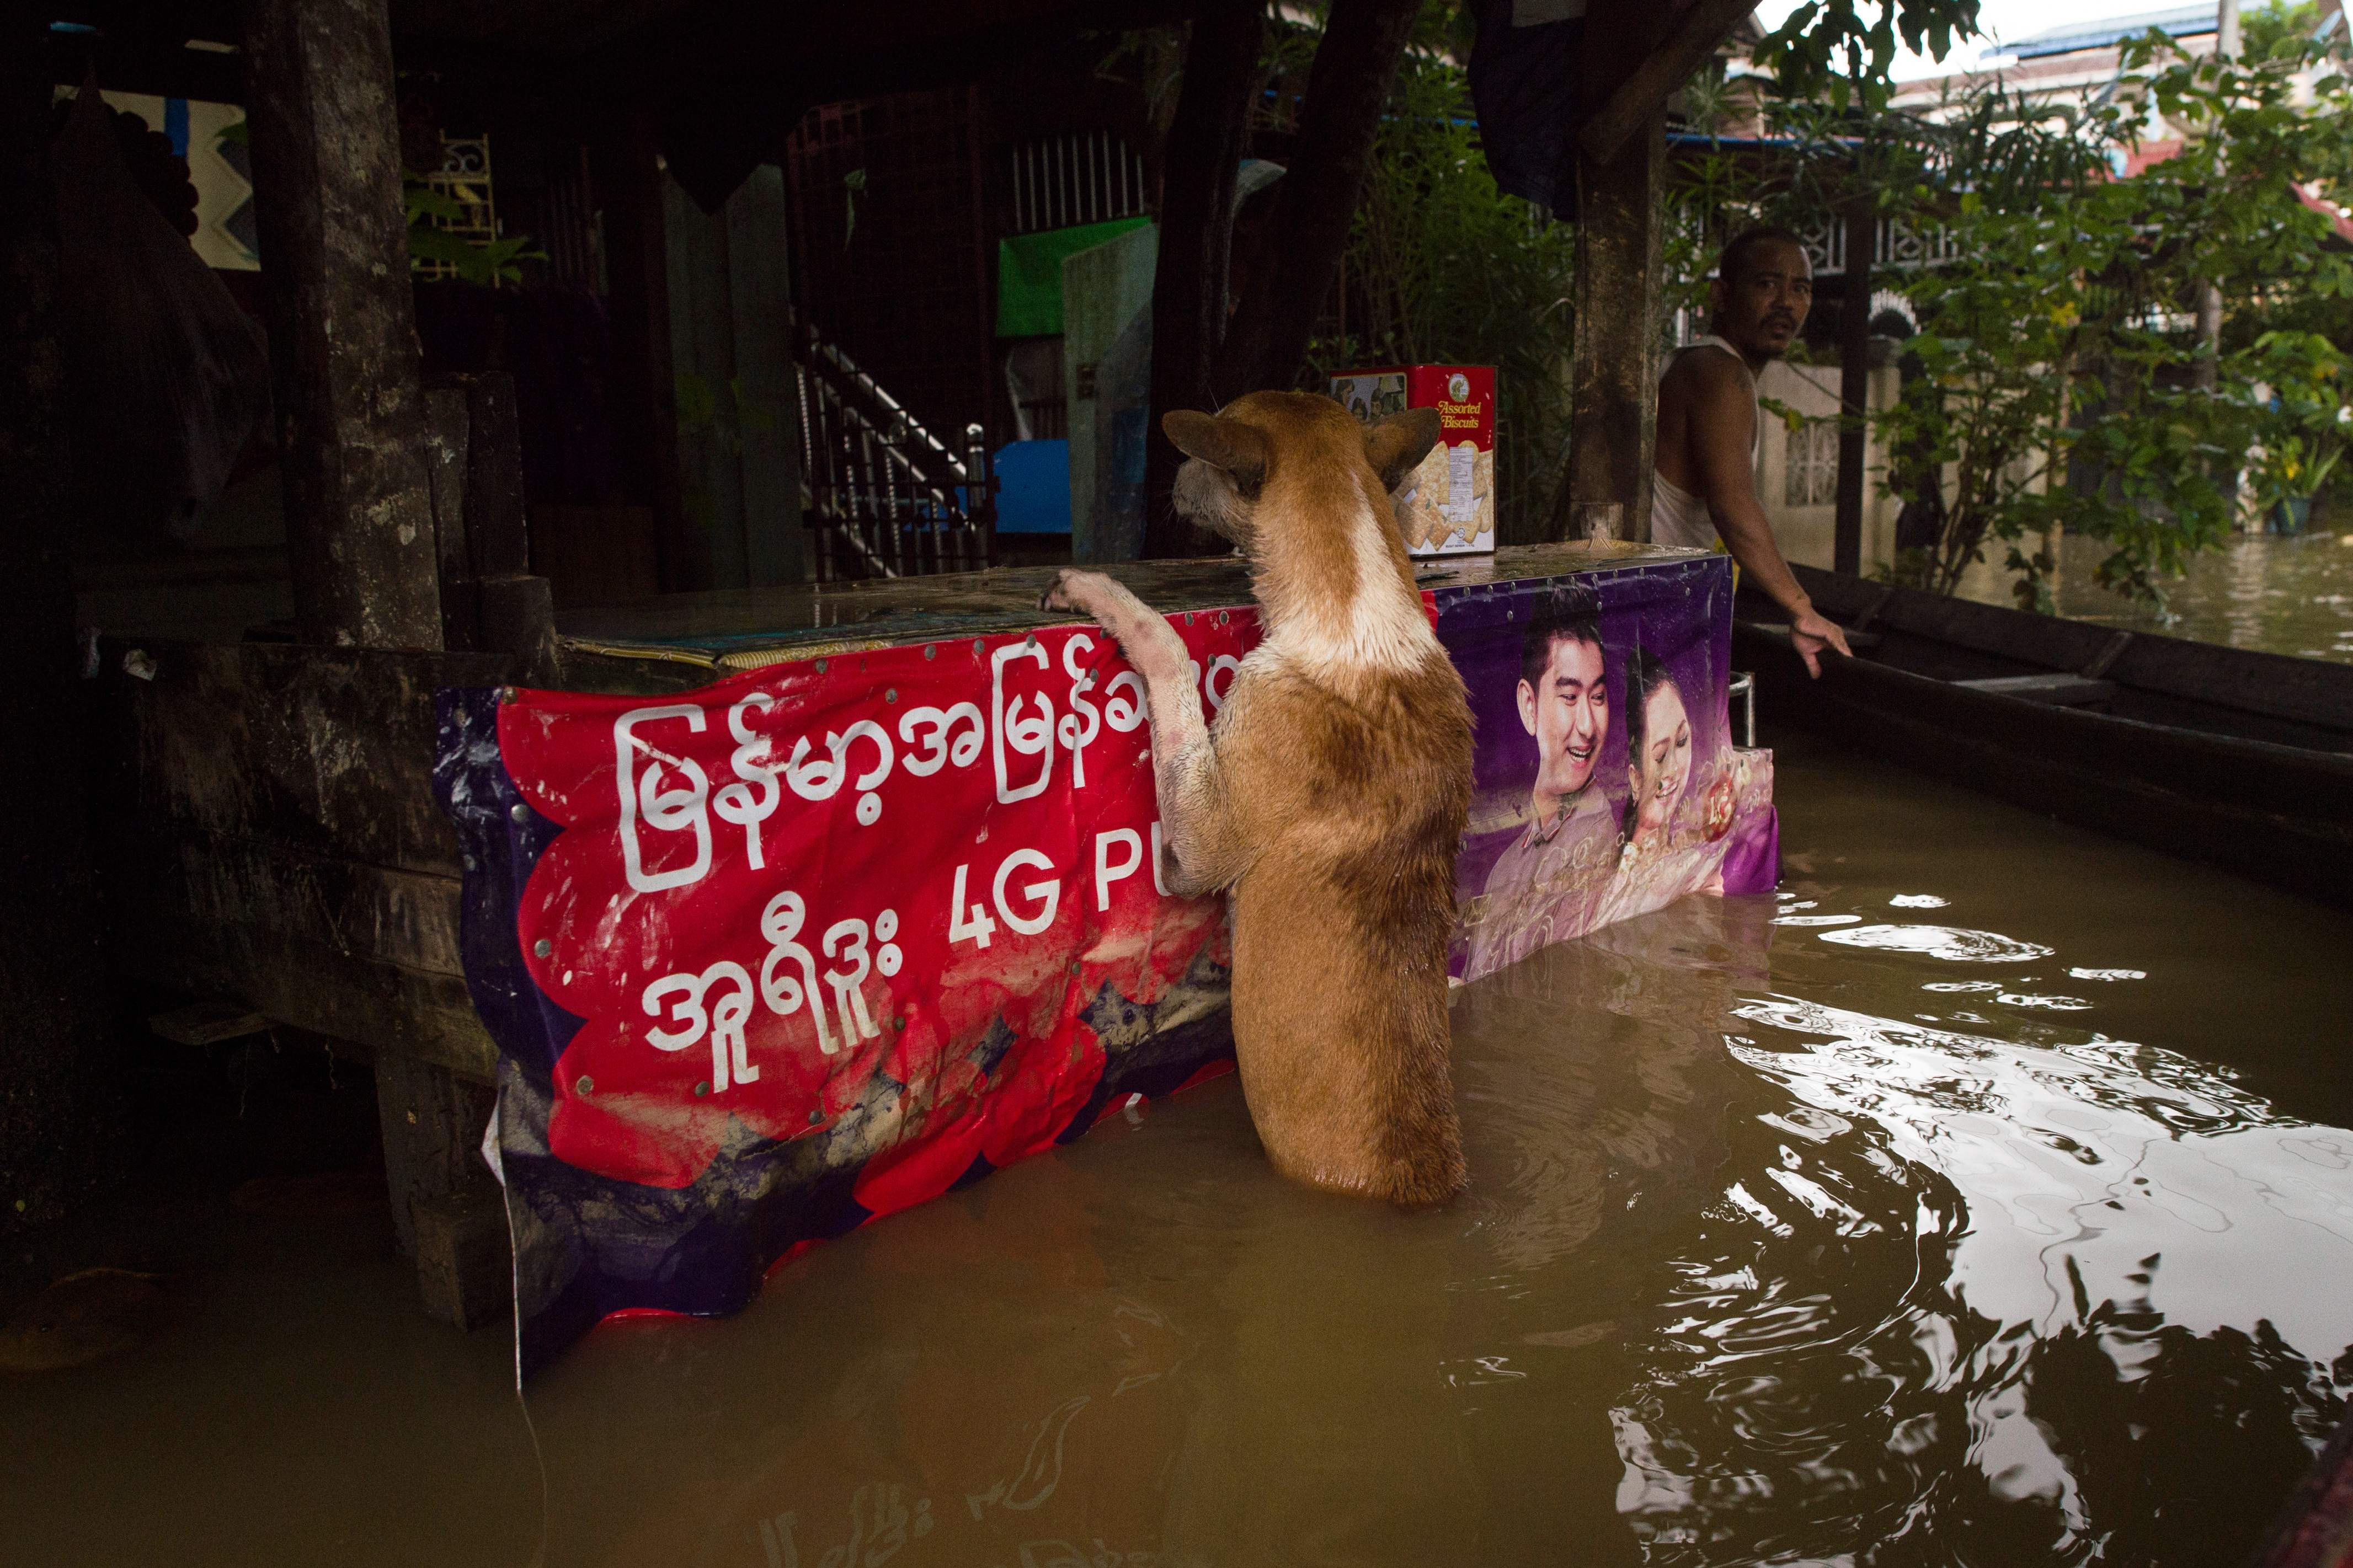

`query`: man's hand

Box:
[1789,605,1853,679]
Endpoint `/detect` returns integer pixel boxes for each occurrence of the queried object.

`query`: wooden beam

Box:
[1834,190,1874,576]
[1580,0,1763,167]
[239,0,443,649]
[1143,0,1262,560]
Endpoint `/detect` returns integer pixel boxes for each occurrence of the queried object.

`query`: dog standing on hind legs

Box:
[1039,390,1474,1206]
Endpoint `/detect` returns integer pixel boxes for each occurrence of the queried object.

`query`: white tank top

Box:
[1651,335,1759,551]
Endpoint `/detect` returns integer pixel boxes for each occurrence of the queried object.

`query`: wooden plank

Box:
[558,539,1703,658]
[1789,563,2114,671]
[147,1001,270,1047]
[95,638,516,876]
[121,913,497,1081]
[118,825,466,978]
[2103,629,2353,736]
[1952,673,2116,707]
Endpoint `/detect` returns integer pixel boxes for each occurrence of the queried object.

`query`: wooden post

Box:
[1555,92,1665,543]
[1144,0,1261,560]
[239,0,442,649]
[1834,190,1873,577]
[241,0,506,1327]
[593,116,689,593]
[374,1053,508,1328]
[0,13,118,1234]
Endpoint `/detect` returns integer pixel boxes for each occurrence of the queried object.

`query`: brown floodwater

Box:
[2048,526,2353,665]
[7,727,2352,1567]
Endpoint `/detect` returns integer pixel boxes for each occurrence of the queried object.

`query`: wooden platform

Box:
[554,540,1696,676]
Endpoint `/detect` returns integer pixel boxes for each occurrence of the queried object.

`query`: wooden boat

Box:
[1732,562,2353,909]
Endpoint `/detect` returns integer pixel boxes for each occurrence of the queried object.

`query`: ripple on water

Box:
[1817,923,2056,962]
[1609,972,2353,1566]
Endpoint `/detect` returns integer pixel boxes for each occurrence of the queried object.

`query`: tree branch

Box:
[1580,0,1760,167]
[1219,0,1423,397]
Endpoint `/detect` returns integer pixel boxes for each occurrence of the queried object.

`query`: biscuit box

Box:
[1329,364,1496,556]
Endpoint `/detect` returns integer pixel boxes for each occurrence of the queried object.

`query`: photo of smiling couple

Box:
[1456,580,1770,983]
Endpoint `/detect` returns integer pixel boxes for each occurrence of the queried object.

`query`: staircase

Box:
[790,311,996,581]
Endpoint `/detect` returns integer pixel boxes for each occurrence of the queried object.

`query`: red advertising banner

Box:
[500,610,1262,1198]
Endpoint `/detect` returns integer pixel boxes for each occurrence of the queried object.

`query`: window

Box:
[1784,420,1839,507]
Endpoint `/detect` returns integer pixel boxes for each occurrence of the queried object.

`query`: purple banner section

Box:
[437,553,1774,1378]
[1438,555,1778,983]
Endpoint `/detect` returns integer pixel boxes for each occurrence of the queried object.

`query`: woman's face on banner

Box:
[1630,679,1692,837]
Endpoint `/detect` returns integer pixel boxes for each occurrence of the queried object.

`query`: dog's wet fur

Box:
[1040,390,1472,1206]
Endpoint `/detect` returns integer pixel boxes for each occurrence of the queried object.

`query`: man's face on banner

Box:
[1518,633,1608,802]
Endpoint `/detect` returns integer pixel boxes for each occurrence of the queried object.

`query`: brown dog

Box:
[1039,390,1473,1205]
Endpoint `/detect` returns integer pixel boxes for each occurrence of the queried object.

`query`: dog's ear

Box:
[1163,410,1269,494]
[1363,407,1443,490]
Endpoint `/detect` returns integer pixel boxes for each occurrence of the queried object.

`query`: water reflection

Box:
[2046,528,2353,665]
[1612,919,2353,1565]
[515,869,2353,1567]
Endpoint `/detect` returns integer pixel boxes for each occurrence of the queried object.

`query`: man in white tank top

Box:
[1653,227,1853,678]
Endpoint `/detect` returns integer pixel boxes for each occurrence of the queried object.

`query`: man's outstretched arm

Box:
[1682,360,1854,679]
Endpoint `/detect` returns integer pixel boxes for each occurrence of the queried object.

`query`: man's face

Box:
[1518,635,1608,801]
[1711,239,1813,361]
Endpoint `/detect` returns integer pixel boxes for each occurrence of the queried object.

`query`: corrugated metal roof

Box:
[2009,4,2217,60]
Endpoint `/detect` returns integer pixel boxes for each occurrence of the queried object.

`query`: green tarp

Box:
[994,216,1153,338]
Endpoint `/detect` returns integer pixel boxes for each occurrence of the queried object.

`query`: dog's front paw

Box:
[1038,568,1117,617]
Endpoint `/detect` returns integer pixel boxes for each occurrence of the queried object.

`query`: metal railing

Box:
[790,311,995,581]
[1796,215,1965,276]
[1006,129,1148,236]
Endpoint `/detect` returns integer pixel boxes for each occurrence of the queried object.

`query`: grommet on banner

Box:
[509,803,530,823]
[807,1109,823,1125]
[533,939,552,958]
[924,645,936,660]
[575,1076,594,1095]
[885,688,897,703]
[694,1082,709,1098]
[815,659,828,675]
